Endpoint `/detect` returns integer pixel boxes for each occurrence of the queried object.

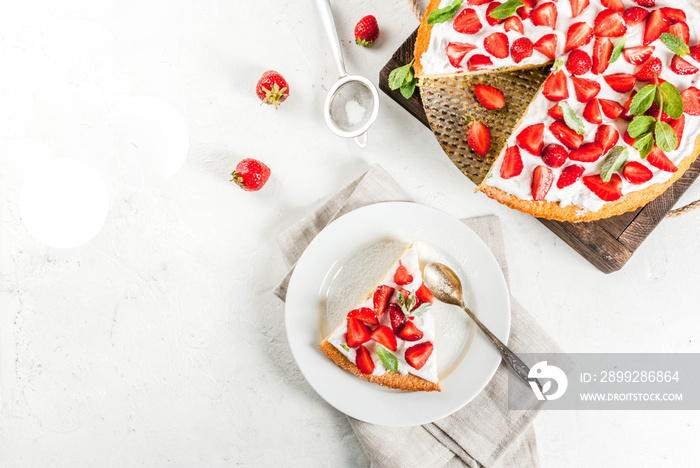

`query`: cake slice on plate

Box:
[319,243,440,392]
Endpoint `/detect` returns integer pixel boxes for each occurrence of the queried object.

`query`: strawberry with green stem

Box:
[465,115,491,157]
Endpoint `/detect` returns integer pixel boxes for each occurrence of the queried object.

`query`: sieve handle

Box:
[314,0,348,78]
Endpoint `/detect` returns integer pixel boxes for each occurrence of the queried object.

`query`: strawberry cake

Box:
[319,243,440,392]
[415,0,700,221]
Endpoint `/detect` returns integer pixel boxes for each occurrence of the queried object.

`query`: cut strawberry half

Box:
[603,73,636,93]
[398,320,424,342]
[550,121,584,149]
[565,22,594,51]
[504,16,524,34]
[623,7,648,26]
[393,261,413,285]
[691,46,700,62]
[474,84,506,109]
[643,10,669,46]
[541,144,568,168]
[531,2,558,29]
[660,7,686,24]
[534,34,558,60]
[622,161,653,184]
[467,54,493,71]
[373,285,394,316]
[647,146,678,172]
[485,2,505,27]
[468,120,491,157]
[571,77,601,103]
[468,0,492,5]
[346,317,371,348]
[371,326,398,352]
[405,342,434,370]
[446,42,477,68]
[670,56,698,76]
[453,8,483,34]
[669,115,685,149]
[668,22,689,45]
[516,123,545,155]
[599,99,624,119]
[570,0,590,17]
[595,125,620,153]
[682,87,700,116]
[623,130,636,146]
[583,99,602,124]
[501,146,524,178]
[566,49,592,75]
[388,303,405,334]
[484,32,510,59]
[531,165,554,201]
[548,104,564,120]
[621,91,636,120]
[557,164,585,189]
[592,37,613,75]
[511,37,534,63]
[594,9,627,37]
[622,46,655,65]
[583,174,623,201]
[645,102,671,122]
[601,0,624,12]
[569,142,604,162]
[355,345,375,374]
[542,70,569,101]
[415,283,434,304]
[635,57,662,81]
[347,307,379,325]
[633,0,655,6]
[517,0,537,19]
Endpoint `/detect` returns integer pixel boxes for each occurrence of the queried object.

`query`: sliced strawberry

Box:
[599,99,624,119]
[668,22,690,44]
[670,56,698,75]
[660,7,686,24]
[669,115,685,149]
[572,76,601,103]
[394,261,413,285]
[550,121,584,149]
[583,99,602,124]
[566,49,592,75]
[583,174,623,201]
[415,283,434,304]
[373,285,394,316]
[501,145,524,178]
[474,84,506,110]
[565,22,594,51]
[517,123,545,155]
[347,307,379,325]
[603,73,636,92]
[541,144,568,168]
[643,10,669,46]
[569,142,604,162]
[446,42,477,68]
[682,87,700,116]
[531,2,558,29]
[504,16,525,34]
[511,37,534,63]
[531,165,554,201]
[592,37,613,75]
[645,102,671,122]
[647,146,678,172]
[621,91,636,120]
[534,34,559,60]
[517,0,537,20]
[346,317,371,348]
[398,320,424,342]
[467,54,493,71]
[595,10,627,37]
[388,303,405,334]
[371,326,398,352]
[622,46,655,65]
[557,164,585,188]
[485,2,505,27]
[453,8,483,34]
[468,0,492,5]
[691,45,700,62]
[601,0,624,12]
[468,120,491,157]
[623,130,636,146]
[622,161,653,184]
[484,32,509,59]
[405,342,434,370]
[595,125,620,153]
[635,57,663,81]
[570,0,590,17]
[548,104,564,120]
[542,70,569,101]
[633,0,655,6]
[355,345,374,374]
[623,7,648,26]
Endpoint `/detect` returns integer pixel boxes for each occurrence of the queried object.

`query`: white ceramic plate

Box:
[285,202,510,426]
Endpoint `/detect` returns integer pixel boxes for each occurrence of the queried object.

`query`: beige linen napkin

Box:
[274,165,560,468]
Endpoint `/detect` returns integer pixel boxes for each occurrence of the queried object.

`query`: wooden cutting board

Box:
[379,30,700,274]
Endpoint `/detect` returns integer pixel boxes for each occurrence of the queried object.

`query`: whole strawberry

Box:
[355,15,379,46]
[231,158,271,191]
[256,70,289,109]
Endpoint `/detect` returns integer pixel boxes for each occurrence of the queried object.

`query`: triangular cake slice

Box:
[319,243,440,392]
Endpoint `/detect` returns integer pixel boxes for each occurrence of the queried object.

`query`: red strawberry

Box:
[570,0,590,17]
[542,70,569,101]
[405,342,434,370]
[623,7,648,26]
[347,307,379,325]
[668,22,690,44]
[599,99,624,119]
[623,161,653,184]
[622,46,655,65]
[572,76,601,102]
[517,123,545,155]
[643,10,669,46]
[346,318,371,348]
[541,144,568,168]
[566,49,592,75]
[660,8,686,24]
[669,115,685,149]
[416,283,434,304]
[682,87,700,115]
[355,345,374,374]
[354,15,379,46]
[671,56,698,75]
[604,73,636,92]
[256,70,289,109]
[550,121,584,149]
[583,99,603,124]
[373,285,394,316]
[484,33,510,59]
[621,91,636,120]
[595,125,620,153]
[623,130,636,146]
[398,320,424,341]
[475,84,506,109]
[583,174,623,201]
[569,142,604,162]
[517,0,537,19]
[601,0,624,12]
[557,164,585,188]
[504,16,525,34]
[647,146,678,172]
[467,54,493,71]
[453,9,483,34]
[592,37,613,75]
[394,262,413,285]
[548,104,564,120]
[467,120,491,156]
[371,326,398,352]
[511,37,534,63]
[531,165,554,201]
[388,303,405,334]
[468,0,492,5]
[633,0,655,5]
[231,158,271,191]
[594,10,627,37]
[534,34,559,60]
[691,46,700,62]
[565,22,594,51]
[646,102,671,122]
[531,2,558,29]
[635,57,663,81]
[501,146,524,178]
[446,42,477,68]
[485,2,505,27]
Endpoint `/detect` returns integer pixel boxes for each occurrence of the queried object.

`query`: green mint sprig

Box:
[600,146,629,182]
[388,59,418,99]
[376,345,399,373]
[397,291,431,317]
[427,0,463,25]
[560,101,585,135]
[609,36,626,64]
[488,0,525,20]
[660,33,690,57]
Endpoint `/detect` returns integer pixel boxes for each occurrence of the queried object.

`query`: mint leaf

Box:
[427,0,463,25]
[661,32,690,57]
[488,0,524,19]
[400,78,417,99]
[655,120,678,152]
[629,84,656,115]
[411,302,432,317]
[553,59,564,72]
[627,115,656,138]
[560,101,585,135]
[633,132,654,159]
[341,344,350,352]
[397,291,418,316]
[658,81,684,119]
[600,146,629,182]
[388,60,414,91]
[376,346,399,373]
[609,36,626,64]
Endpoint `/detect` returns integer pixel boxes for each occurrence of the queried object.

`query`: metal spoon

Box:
[423,262,540,389]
